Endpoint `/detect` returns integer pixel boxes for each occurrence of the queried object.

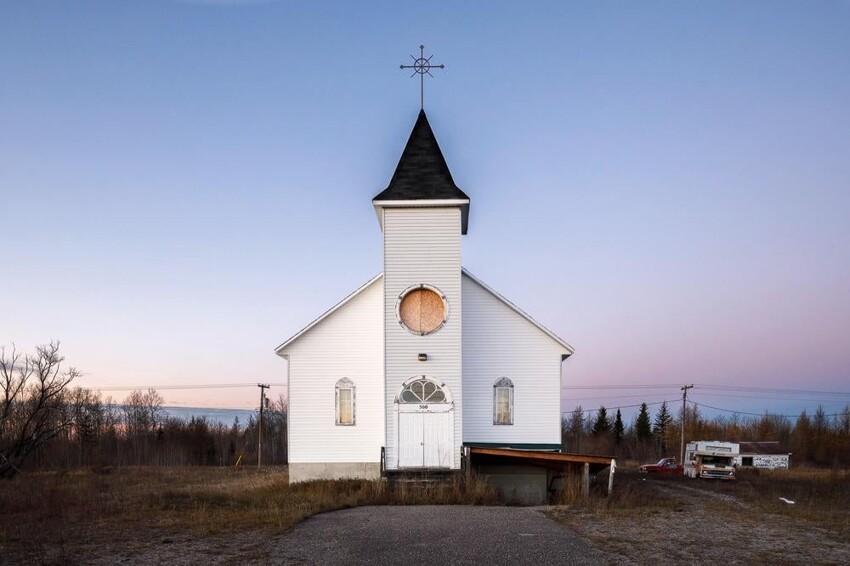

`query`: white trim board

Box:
[372,199,469,232]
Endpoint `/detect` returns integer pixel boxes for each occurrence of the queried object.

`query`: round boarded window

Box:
[397,285,448,335]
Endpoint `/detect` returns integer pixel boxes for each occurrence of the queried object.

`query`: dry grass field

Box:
[1,465,848,564]
[549,467,850,564]
[0,466,496,564]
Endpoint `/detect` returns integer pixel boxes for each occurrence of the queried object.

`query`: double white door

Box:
[398,407,453,468]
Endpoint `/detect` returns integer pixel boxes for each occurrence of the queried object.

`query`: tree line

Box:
[562,400,850,467]
[1,343,286,478]
[6,343,848,477]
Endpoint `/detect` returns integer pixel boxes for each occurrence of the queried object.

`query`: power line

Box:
[689,400,847,419]
[694,384,850,396]
[83,381,847,397]
[562,399,679,415]
[562,383,850,396]
[562,384,683,391]
[565,393,672,402]
[76,382,286,392]
[163,405,260,412]
[687,392,850,404]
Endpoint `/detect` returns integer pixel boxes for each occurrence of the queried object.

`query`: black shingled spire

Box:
[373,110,470,233]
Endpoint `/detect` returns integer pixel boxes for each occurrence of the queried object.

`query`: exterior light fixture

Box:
[418,353,428,361]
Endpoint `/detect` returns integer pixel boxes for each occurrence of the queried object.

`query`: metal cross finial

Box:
[400,44,445,110]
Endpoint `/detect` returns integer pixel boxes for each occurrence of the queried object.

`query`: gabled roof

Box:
[462,268,575,357]
[373,110,470,233]
[275,269,575,359]
[274,273,383,355]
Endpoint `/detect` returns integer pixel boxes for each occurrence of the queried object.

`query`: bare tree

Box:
[68,387,108,467]
[122,388,164,465]
[0,342,79,478]
[122,389,164,437]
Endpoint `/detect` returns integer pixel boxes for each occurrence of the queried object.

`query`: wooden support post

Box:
[607,458,616,496]
[582,462,590,498]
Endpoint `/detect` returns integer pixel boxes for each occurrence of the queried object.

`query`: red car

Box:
[639,457,683,474]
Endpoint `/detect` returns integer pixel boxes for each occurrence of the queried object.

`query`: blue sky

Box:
[2,1,849,420]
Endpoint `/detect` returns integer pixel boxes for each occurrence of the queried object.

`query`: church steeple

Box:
[377,108,465,472]
[373,110,470,233]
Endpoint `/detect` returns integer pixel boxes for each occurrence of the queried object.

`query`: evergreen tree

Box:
[565,405,585,453]
[613,409,624,445]
[812,405,829,464]
[592,406,611,436]
[791,409,812,465]
[813,405,828,435]
[840,404,850,437]
[653,401,673,454]
[635,402,652,441]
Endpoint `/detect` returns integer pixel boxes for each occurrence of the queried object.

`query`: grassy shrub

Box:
[733,467,850,534]
[552,470,680,515]
[382,473,498,506]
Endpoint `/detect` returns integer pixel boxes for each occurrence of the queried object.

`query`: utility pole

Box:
[258,383,270,468]
[680,384,693,464]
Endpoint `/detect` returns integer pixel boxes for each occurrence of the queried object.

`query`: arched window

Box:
[493,377,514,425]
[398,378,447,403]
[336,378,355,426]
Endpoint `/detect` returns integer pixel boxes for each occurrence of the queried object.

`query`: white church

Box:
[276,110,574,483]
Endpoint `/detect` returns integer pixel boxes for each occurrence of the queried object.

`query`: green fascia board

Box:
[463,442,562,450]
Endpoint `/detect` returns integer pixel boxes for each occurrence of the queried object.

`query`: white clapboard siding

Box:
[279,276,384,464]
[383,207,463,469]
[462,271,571,446]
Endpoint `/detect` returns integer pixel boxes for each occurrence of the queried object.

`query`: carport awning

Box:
[469,447,615,474]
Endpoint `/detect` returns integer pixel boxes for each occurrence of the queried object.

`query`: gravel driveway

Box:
[270,505,613,565]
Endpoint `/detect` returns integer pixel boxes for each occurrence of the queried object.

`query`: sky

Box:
[2,1,849,422]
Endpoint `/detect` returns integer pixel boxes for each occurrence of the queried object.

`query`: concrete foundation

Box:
[476,464,549,505]
[289,462,381,483]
